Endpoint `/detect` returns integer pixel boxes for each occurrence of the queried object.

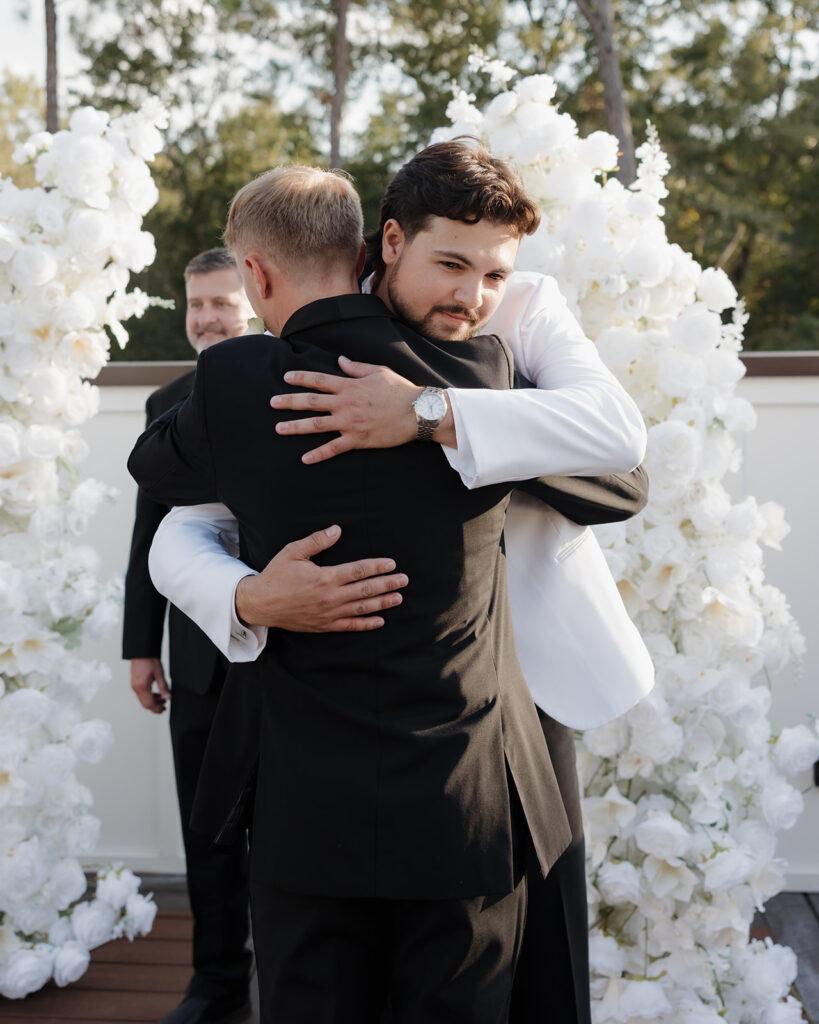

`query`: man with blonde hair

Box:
[130,155,584,1022]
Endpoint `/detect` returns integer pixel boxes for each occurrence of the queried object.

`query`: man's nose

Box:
[453,277,483,309]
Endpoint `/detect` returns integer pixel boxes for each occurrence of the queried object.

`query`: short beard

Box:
[386,262,481,342]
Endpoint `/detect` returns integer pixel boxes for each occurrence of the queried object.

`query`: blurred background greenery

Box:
[3,0,818,358]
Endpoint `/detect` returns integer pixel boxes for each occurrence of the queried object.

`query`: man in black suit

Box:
[122,248,256,1024]
[129,154,581,1022]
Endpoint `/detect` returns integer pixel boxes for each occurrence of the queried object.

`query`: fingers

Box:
[154,664,171,702]
[335,590,404,619]
[271,391,340,413]
[285,525,342,560]
[282,370,346,392]
[301,436,355,464]
[338,355,382,378]
[276,414,338,436]
[330,616,386,632]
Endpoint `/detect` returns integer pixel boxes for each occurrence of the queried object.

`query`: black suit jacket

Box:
[129,293,574,900]
[122,371,221,694]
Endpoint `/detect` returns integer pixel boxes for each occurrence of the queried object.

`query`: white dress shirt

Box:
[147,271,654,729]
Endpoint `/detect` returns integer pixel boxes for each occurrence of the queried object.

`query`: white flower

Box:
[119,892,157,939]
[96,865,140,909]
[67,719,114,764]
[0,836,46,899]
[588,933,626,975]
[642,854,697,900]
[743,940,797,1004]
[761,775,804,831]
[48,857,87,909]
[697,267,738,311]
[10,245,58,289]
[633,811,690,861]
[71,899,116,950]
[597,860,642,904]
[618,978,672,1018]
[758,501,790,550]
[0,945,54,999]
[53,941,90,987]
[773,724,819,776]
[576,131,619,170]
[701,848,756,891]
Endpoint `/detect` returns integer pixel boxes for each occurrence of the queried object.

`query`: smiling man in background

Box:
[122,248,258,1024]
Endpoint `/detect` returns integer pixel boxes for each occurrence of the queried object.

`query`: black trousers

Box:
[250,876,527,1024]
[509,710,590,1024]
[170,669,253,1000]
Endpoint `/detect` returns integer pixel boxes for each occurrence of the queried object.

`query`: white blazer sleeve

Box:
[148,503,267,663]
[442,271,646,488]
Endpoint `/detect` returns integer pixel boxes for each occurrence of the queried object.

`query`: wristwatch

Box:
[412,387,448,441]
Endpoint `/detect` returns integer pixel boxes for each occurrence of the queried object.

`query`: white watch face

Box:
[416,391,446,421]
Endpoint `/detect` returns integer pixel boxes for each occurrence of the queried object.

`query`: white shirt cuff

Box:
[227,573,268,663]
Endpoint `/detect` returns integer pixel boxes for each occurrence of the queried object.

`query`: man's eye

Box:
[441,261,461,270]
[487,273,506,282]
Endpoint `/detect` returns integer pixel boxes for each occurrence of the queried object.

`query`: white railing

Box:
[78,368,819,887]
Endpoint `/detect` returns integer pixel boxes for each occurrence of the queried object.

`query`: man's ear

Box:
[380,219,405,268]
[355,239,366,279]
[244,253,273,300]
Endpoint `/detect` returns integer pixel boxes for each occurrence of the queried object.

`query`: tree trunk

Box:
[329,0,349,168]
[574,0,635,184]
[45,0,57,132]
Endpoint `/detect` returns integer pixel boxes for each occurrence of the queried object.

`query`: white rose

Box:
[96,866,140,909]
[656,347,708,399]
[26,367,68,415]
[583,785,638,837]
[53,940,90,987]
[743,941,797,1004]
[67,208,114,253]
[69,107,109,135]
[26,743,77,787]
[588,933,626,976]
[0,422,22,469]
[514,73,558,104]
[697,267,738,312]
[24,425,64,460]
[10,245,58,289]
[0,945,54,999]
[701,848,756,891]
[71,899,116,950]
[758,502,790,550]
[761,775,804,831]
[622,237,673,288]
[642,855,697,900]
[576,130,619,170]
[773,725,819,776]
[120,892,158,939]
[597,860,641,904]
[647,420,701,483]
[582,718,627,759]
[618,978,672,1019]
[0,689,53,733]
[48,857,87,909]
[68,719,114,764]
[55,293,98,332]
[0,836,46,899]
[633,811,690,861]
[65,814,101,856]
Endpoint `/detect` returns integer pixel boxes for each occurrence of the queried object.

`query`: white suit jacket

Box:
[147,272,655,730]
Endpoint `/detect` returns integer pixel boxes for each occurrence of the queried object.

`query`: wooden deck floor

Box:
[0,893,815,1023]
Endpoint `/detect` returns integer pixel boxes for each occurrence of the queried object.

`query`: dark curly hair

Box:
[365,138,540,284]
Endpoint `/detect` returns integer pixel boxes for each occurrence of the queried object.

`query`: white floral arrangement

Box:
[436,66,819,1023]
[0,102,167,999]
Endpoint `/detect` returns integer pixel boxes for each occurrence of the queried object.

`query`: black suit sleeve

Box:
[127,358,219,506]
[514,463,649,525]
[122,393,170,659]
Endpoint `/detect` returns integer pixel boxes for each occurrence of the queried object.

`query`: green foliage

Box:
[48,0,819,354]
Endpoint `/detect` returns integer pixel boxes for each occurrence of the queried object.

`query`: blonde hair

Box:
[224,166,363,276]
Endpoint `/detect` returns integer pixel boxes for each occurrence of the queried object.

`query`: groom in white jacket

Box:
[145,141,653,1024]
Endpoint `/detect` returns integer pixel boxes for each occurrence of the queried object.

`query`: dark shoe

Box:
[158,993,252,1024]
